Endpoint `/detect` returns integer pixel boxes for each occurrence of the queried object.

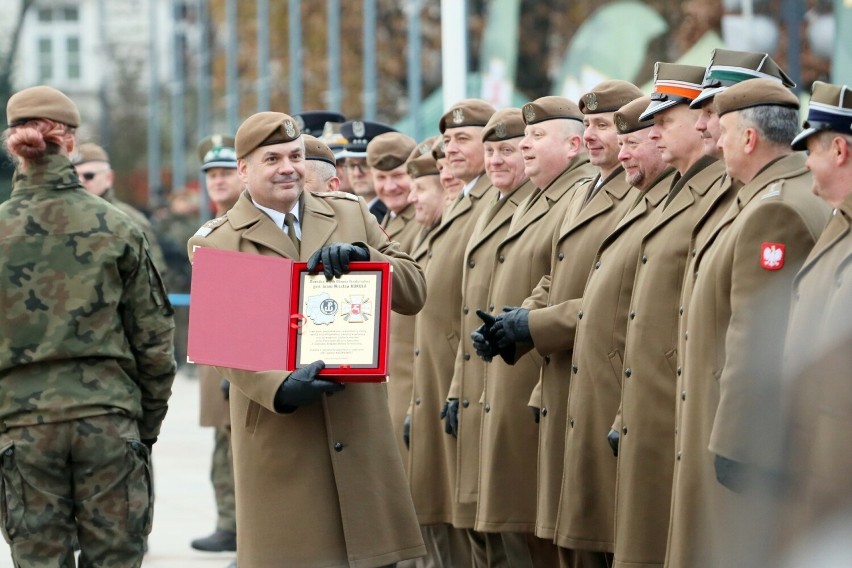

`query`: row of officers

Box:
[186,46,852,568]
[0,45,849,568]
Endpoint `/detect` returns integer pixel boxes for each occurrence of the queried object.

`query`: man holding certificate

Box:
[187,111,427,568]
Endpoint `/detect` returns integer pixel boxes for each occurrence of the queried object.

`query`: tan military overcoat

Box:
[612,158,732,568]
[448,179,536,505]
[408,174,495,529]
[782,194,852,551]
[525,168,637,540]
[475,158,594,533]
[187,190,427,568]
[554,169,674,552]
[667,154,829,568]
[383,204,423,467]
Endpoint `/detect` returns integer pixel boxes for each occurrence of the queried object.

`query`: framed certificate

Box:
[187,248,391,382]
[290,262,392,382]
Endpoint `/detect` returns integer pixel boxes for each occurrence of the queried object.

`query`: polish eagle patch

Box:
[760,242,785,271]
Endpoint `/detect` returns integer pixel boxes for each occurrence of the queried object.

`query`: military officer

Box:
[73,142,166,273]
[294,110,349,192]
[407,137,446,238]
[608,62,732,568]
[447,108,537,567]
[782,81,852,559]
[190,134,241,554]
[339,119,396,222]
[187,111,426,568]
[410,99,495,567]
[0,86,176,567]
[668,79,830,568]
[433,138,465,203]
[471,96,594,567]
[303,134,340,193]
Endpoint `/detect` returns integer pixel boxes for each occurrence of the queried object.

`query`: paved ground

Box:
[0,366,236,567]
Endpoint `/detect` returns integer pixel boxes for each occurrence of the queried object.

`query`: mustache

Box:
[272,174,301,183]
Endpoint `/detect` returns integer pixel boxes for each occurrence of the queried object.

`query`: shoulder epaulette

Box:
[193,214,228,237]
[760,181,784,201]
[313,191,359,201]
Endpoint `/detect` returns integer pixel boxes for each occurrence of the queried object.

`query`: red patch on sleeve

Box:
[760,242,785,270]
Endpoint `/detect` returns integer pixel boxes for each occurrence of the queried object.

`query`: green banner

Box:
[833,0,852,84]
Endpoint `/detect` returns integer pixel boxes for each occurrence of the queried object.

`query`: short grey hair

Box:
[738,106,800,147]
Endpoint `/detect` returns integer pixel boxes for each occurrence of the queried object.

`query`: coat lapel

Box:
[229,193,298,258]
[299,192,337,260]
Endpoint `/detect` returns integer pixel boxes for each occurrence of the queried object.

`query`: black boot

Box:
[190,529,237,552]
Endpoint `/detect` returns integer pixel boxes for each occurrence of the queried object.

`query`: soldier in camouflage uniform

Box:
[0,86,176,567]
[72,142,167,275]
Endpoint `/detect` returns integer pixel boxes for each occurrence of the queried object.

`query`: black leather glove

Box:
[472,310,497,362]
[307,242,370,279]
[492,307,531,349]
[607,428,620,457]
[220,378,230,400]
[530,406,541,424]
[273,361,345,413]
[403,415,411,449]
[715,454,749,493]
[440,398,460,438]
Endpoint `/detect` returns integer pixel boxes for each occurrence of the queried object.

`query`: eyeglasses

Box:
[344,162,369,173]
[80,170,109,181]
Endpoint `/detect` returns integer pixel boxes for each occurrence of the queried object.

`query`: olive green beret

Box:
[579,80,643,115]
[235,111,301,159]
[713,77,799,117]
[197,134,237,171]
[73,142,109,165]
[615,96,655,134]
[407,136,440,178]
[639,63,706,121]
[366,132,417,171]
[431,137,447,161]
[7,85,80,128]
[691,49,794,108]
[303,134,336,166]
[482,108,526,142]
[522,96,583,125]
[791,81,852,150]
[439,99,496,133]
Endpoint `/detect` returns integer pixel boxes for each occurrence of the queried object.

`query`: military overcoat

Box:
[408,174,494,528]
[475,158,594,533]
[187,190,427,568]
[613,158,732,568]
[667,154,829,568]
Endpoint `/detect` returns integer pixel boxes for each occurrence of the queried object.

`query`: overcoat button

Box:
[462,400,470,408]
[334,442,343,452]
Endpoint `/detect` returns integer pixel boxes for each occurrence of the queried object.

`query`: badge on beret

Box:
[585,93,599,111]
[294,116,305,131]
[615,115,628,132]
[353,121,366,138]
[418,142,431,156]
[523,104,536,123]
[284,120,296,138]
[211,134,224,147]
[760,242,785,271]
[452,108,465,125]
[495,122,508,139]
[409,163,420,176]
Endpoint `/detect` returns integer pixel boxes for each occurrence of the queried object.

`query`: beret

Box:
[407,136,440,178]
[580,80,643,115]
[73,142,109,165]
[615,96,655,134]
[482,108,526,141]
[235,112,301,159]
[713,77,799,118]
[7,85,80,128]
[522,96,583,125]
[293,111,346,137]
[439,98,496,133]
[431,137,447,161]
[197,134,237,170]
[791,81,852,150]
[338,120,396,158]
[692,49,794,108]
[639,63,705,121]
[366,132,417,171]
[303,134,336,166]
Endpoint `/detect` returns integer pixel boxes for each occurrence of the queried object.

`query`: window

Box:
[66,37,80,80]
[38,38,52,81]
[32,4,82,85]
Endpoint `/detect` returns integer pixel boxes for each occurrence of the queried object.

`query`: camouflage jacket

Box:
[0,153,176,440]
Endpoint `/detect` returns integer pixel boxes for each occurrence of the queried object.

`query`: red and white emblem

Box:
[760,242,785,271]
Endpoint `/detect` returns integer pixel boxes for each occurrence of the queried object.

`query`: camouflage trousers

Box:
[0,414,152,568]
[211,426,236,532]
